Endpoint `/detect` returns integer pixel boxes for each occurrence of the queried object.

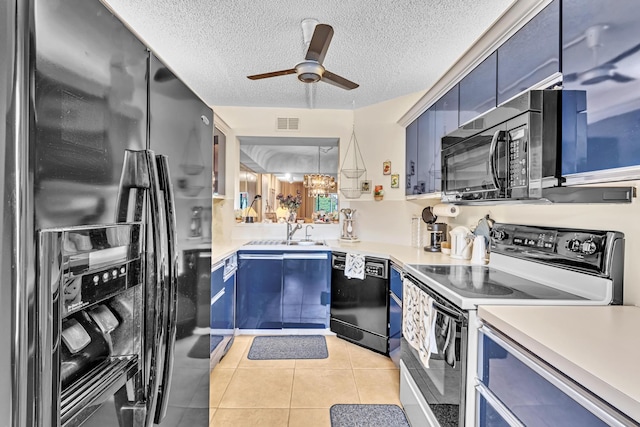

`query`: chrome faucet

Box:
[286,222,302,243]
[305,225,314,240]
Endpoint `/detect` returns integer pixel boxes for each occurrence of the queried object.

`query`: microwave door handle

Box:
[489,130,503,191]
[153,155,179,424]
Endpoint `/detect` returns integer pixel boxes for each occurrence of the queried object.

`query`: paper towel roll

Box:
[432,203,460,218]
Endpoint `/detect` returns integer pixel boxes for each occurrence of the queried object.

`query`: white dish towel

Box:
[402,278,438,368]
[344,253,365,280]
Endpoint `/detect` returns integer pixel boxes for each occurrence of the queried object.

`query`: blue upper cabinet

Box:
[497,0,560,105]
[417,106,436,194]
[433,86,459,193]
[405,120,418,196]
[460,52,497,126]
[562,0,640,175]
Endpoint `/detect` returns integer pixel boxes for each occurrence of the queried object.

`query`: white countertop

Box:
[212,238,471,267]
[478,305,640,424]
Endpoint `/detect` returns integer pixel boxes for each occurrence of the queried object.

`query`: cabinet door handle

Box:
[238,254,284,260]
[475,382,524,427]
[283,253,328,260]
[211,288,225,306]
[389,292,402,307]
[480,325,633,427]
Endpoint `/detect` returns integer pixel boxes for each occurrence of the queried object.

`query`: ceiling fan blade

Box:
[321,70,359,90]
[562,72,579,83]
[605,42,640,65]
[247,68,296,80]
[154,67,175,82]
[610,73,635,83]
[305,24,334,64]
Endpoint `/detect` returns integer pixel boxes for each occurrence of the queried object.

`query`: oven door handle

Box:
[405,274,465,322]
[431,301,465,323]
[489,129,504,191]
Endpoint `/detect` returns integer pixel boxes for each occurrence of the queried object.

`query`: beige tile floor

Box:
[209,335,401,426]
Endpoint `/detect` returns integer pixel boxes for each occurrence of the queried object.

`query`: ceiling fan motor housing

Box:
[296,61,324,83]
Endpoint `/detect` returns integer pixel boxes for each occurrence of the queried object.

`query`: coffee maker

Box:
[421,206,447,252]
[426,222,448,252]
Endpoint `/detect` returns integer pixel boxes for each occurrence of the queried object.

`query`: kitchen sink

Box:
[288,240,326,246]
[245,239,326,246]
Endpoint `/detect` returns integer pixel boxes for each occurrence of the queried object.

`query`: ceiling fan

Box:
[247,21,359,90]
[564,25,639,85]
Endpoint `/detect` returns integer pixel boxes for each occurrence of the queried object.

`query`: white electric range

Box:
[399,223,625,427]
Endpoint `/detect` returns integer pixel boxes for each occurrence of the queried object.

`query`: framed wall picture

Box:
[391,174,399,188]
[383,160,391,175]
[361,180,371,193]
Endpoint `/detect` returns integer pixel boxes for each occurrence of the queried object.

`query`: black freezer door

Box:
[149,53,213,426]
[33,0,148,229]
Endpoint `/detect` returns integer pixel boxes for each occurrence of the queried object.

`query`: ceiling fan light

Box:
[299,73,321,83]
[296,61,324,84]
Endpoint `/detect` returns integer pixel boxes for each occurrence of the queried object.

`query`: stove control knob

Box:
[566,238,581,252]
[580,239,598,255]
[492,230,507,241]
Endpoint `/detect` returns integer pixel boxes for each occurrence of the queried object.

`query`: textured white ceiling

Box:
[102,0,515,109]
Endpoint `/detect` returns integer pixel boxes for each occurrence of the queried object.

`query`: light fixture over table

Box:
[304,147,336,197]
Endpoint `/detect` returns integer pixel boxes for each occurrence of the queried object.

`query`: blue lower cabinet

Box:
[389,265,403,364]
[210,263,225,353]
[282,252,331,328]
[478,327,621,426]
[477,392,511,427]
[236,251,331,330]
[237,252,284,329]
[211,255,236,359]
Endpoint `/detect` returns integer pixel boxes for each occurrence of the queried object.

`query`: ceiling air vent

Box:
[276,117,300,131]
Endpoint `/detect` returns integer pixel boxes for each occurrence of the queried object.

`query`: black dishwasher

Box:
[330,252,390,354]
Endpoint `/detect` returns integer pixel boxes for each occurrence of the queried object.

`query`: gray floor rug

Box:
[247,335,328,360]
[330,404,410,427]
[187,334,218,359]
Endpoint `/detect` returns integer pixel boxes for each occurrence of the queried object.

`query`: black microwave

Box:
[441,90,585,203]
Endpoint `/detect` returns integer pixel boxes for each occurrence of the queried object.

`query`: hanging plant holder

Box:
[339,127,367,199]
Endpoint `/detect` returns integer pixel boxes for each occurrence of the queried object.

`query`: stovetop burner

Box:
[408,264,585,301]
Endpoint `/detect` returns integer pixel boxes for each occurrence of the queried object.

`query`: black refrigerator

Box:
[1,0,212,426]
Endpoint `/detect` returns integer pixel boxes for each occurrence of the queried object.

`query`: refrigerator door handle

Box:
[142,149,168,426]
[153,154,179,424]
[115,149,167,425]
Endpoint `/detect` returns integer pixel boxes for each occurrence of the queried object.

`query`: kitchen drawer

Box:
[478,326,633,427]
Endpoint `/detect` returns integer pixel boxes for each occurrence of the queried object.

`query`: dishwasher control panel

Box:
[331,253,388,279]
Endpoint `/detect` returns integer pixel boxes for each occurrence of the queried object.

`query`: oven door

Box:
[400,276,469,427]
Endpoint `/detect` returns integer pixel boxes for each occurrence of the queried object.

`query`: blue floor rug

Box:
[247,335,328,360]
[330,404,410,427]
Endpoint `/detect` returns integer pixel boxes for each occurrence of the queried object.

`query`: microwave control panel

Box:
[508,127,527,188]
